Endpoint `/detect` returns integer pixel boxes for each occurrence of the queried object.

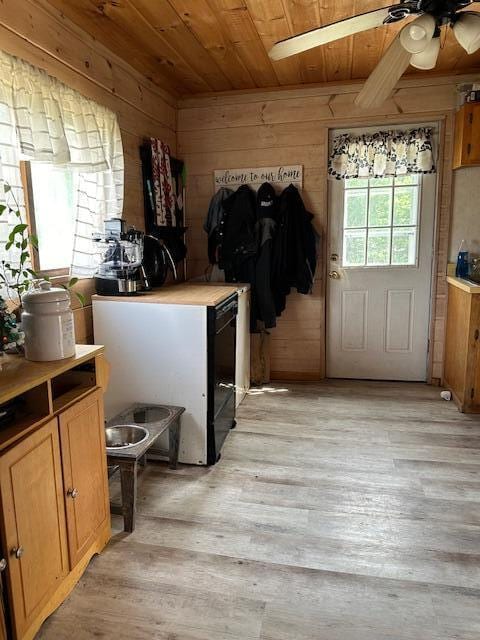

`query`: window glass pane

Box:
[368,188,392,227]
[393,186,418,226]
[394,174,418,186]
[370,177,393,187]
[343,228,366,266]
[344,190,367,228]
[30,164,77,271]
[345,178,368,189]
[367,228,391,266]
[392,227,417,265]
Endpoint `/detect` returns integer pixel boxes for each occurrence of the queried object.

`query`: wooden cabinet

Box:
[0,346,111,640]
[0,419,69,639]
[444,279,480,412]
[59,389,109,568]
[453,102,480,169]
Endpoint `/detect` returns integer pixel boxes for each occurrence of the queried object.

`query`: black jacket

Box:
[254,183,277,329]
[272,185,317,315]
[203,187,233,265]
[219,186,257,329]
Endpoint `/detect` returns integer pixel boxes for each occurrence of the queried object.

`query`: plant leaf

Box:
[75,291,86,306]
[3,184,11,193]
[67,277,79,288]
[10,223,27,237]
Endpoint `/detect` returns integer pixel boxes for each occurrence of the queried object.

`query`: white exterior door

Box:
[326,172,436,381]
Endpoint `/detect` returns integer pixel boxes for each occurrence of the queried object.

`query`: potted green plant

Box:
[0,295,23,367]
[0,182,84,357]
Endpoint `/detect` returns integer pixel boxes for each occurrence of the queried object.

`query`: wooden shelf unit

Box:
[0,347,103,451]
[444,278,480,412]
[0,345,111,640]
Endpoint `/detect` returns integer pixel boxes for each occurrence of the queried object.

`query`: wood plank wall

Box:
[0,0,468,380]
[178,78,463,381]
[0,0,177,343]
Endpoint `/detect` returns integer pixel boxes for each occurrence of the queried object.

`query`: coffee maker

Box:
[93,219,150,296]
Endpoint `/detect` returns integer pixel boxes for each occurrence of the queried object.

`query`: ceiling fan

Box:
[268,1,480,108]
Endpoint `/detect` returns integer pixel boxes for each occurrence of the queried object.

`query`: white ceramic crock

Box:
[22,282,75,362]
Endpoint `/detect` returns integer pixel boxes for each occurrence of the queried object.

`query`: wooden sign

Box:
[214,165,303,192]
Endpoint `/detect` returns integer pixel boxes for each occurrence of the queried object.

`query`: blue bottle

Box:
[455,239,469,278]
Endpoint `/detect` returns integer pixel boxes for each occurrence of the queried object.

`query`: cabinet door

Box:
[0,418,69,639]
[59,389,110,568]
[457,104,480,167]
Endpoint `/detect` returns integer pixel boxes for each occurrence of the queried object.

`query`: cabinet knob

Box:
[11,547,23,560]
[67,488,79,499]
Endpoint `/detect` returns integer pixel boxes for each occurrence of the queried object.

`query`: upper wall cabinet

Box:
[453,103,480,169]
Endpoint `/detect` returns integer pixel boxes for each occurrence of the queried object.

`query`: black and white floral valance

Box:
[328,127,436,180]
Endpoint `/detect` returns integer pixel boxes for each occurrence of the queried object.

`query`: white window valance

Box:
[328,127,436,180]
[0,48,124,278]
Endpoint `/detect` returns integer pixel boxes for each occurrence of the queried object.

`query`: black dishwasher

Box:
[206,293,237,464]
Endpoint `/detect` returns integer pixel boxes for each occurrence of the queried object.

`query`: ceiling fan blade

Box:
[355,34,412,109]
[268,7,394,61]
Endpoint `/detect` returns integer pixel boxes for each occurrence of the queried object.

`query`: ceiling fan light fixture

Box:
[453,13,480,55]
[409,25,427,41]
[410,36,441,70]
[399,14,436,53]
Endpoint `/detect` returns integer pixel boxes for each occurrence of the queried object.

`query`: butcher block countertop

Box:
[446,276,480,294]
[92,283,239,306]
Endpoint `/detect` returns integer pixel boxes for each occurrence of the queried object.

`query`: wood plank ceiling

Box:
[46,0,480,96]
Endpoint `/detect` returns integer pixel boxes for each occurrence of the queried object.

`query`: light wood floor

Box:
[38,380,480,640]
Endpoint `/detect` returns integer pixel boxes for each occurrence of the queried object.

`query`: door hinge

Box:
[469,112,474,125]
[475,329,479,341]
[467,143,472,156]
[427,339,430,353]
[471,387,475,400]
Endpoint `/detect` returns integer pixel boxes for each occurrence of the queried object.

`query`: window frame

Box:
[20,160,71,278]
[341,175,422,270]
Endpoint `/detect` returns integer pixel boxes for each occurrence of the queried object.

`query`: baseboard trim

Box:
[270,371,323,381]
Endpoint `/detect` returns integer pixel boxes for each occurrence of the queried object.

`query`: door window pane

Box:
[392,228,417,265]
[345,190,367,227]
[367,228,391,265]
[345,178,368,189]
[344,229,366,266]
[369,188,392,227]
[393,187,418,226]
[341,175,421,268]
[370,177,393,187]
[394,174,418,186]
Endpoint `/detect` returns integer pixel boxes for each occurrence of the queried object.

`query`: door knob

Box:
[328,270,340,279]
[67,488,79,499]
[0,559,6,571]
[330,253,339,262]
[11,547,24,559]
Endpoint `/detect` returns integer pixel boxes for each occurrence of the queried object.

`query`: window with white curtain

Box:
[0,47,124,291]
[27,163,78,273]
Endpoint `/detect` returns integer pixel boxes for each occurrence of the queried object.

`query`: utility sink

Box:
[105,424,149,450]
